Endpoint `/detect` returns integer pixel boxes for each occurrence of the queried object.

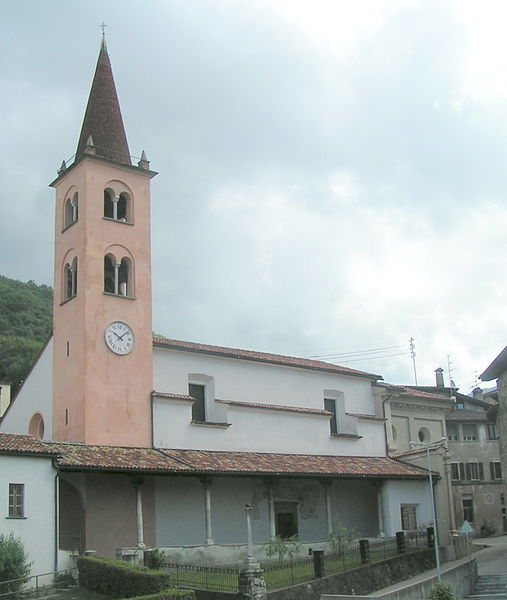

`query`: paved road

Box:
[472,535,507,575]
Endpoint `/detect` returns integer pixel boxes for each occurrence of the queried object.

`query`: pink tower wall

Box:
[52,157,154,447]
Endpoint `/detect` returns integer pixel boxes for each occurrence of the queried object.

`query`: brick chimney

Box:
[435,367,445,388]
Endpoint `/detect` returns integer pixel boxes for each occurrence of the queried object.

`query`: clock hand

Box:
[118,331,129,341]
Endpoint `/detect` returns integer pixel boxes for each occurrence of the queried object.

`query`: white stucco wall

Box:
[0,454,56,577]
[381,479,431,536]
[153,348,385,456]
[0,340,53,439]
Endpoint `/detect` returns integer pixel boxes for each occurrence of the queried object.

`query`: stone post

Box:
[359,539,370,564]
[396,531,406,554]
[238,504,267,600]
[313,549,325,578]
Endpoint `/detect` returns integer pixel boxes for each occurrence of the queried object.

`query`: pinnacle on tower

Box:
[75,38,131,165]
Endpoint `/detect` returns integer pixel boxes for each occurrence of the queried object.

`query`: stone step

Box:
[475,586,507,591]
[467,595,507,600]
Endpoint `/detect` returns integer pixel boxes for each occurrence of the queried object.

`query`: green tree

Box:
[0,533,31,598]
[328,520,358,554]
[264,535,302,563]
[0,276,52,394]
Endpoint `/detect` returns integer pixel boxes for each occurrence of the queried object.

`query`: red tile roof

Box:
[0,433,59,457]
[391,447,431,459]
[0,435,427,479]
[380,384,453,402]
[346,412,385,421]
[47,442,425,479]
[153,337,382,380]
[446,409,489,422]
[397,388,453,401]
[48,441,190,472]
[152,392,195,402]
[215,399,331,416]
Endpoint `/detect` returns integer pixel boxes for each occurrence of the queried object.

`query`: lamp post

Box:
[409,437,446,582]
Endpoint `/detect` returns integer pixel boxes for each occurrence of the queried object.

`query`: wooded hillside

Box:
[0,276,52,393]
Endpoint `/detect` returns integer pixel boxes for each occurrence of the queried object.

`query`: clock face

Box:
[104,321,135,355]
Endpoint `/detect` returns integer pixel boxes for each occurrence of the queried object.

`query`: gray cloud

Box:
[1,0,506,391]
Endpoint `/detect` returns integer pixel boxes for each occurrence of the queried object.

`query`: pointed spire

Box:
[137,150,150,170]
[76,38,131,165]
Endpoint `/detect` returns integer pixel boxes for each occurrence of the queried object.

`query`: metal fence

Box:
[165,562,239,592]
[262,531,428,590]
[163,530,429,592]
[0,569,77,600]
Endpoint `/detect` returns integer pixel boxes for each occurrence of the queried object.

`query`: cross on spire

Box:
[100,22,108,36]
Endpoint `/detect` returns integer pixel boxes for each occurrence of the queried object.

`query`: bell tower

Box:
[51,37,157,446]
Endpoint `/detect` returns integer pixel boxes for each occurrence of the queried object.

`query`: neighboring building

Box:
[403,368,504,538]
[0,37,434,571]
[377,382,455,548]
[445,388,503,536]
[480,347,507,535]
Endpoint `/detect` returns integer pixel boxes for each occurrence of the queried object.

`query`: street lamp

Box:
[409,437,446,582]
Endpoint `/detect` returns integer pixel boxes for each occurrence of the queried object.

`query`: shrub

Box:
[77,556,170,598]
[145,548,167,570]
[0,533,31,599]
[429,582,457,600]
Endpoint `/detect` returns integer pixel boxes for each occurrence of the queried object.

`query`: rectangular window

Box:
[465,462,484,481]
[8,484,24,518]
[450,463,461,481]
[486,424,498,440]
[490,462,503,480]
[324,398,338,435]
[189,383,206,423]
[463,424,478,441]
[446,423,459,441]
[401,505,417,530]
[462,495,474,522]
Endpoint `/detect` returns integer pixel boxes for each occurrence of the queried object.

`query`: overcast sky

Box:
[1,0,506,392]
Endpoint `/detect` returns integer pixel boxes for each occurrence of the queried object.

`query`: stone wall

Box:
[267,550,435,600]
[322,558,477,600]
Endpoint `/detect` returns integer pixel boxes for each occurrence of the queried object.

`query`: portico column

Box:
[200,478,214,545]
[375,481,385,537]
[264,479,276,539]
[322,480,333,536]
[132,477,145,547]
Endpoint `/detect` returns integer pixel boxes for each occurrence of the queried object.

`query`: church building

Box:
[0,38,432,574]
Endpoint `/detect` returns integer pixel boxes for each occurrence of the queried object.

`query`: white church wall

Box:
[0,340,53,439]
[381,479,431,536]
[153,348,385,456]
[0,454,56,577]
